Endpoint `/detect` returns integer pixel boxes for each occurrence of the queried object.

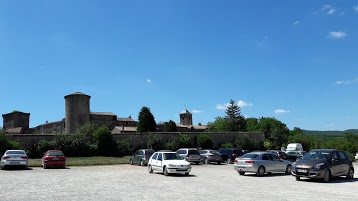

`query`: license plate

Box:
[10,162,20,165]
[53,158,59,160]
[297,169,307,173]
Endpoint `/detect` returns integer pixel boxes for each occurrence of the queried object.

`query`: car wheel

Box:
[130,159,133,165]
[148,165,153,173]
[164,166,169,176]
[346,168,354,179]
[140,160,144,167]
[226,158,231,164]
[195,161,200,165]
[239,171,245,175]
[217,161,221,165]
[295,176,301,181]
[43,164,47,169]
[256,166,265,176]
[285,165,292,174]
[323,169,330,183]
[204,158,209,164]
[185,172,189,176]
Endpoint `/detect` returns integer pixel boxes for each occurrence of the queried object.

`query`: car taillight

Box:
[45,156,52,160]
[245,160,255,164]
[21,156,28,159]
[186,154,189,158]
[208,153,214,156]
[2,156,10,159]
[234,159,238,163]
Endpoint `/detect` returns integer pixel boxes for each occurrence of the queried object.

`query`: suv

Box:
[217,148,243,164]
[176,148,201,164]
[292,149,354,182]
[130,149,155,166]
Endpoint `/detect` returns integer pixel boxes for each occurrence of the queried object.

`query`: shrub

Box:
[234,134,255,150]
[29,139,56,158]
[177,133,191,148]
[146,133,164,150]
[115,139,133,156]
[92,126,114,156]
[164,139,179,151]
[220,142,234,148]
[196,133,212,149]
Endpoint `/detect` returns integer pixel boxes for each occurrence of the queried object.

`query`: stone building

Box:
[2,92,207,134]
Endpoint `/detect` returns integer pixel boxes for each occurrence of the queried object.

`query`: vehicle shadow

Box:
[1,166,33,171]
[242,173,291,177]
[154,173,198,177]
[300,177,358,183]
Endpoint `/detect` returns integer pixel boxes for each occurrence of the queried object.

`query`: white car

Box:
[1,150,28,170]
[355,151,358,161]
[148,151,191,176]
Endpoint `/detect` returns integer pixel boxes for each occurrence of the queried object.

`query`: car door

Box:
[157,153,163,171]
[338,151,349,176]
[271,154,285,171]
[330,151,340,176]
[150,153,158,170]
[261,154,274,172]
[135,150,143,164]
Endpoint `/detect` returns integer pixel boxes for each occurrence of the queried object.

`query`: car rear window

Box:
[209,151,220,154]
[48,151,64,156]
[188,150,199,154]
[6,151,26,155]
[146,150,155,155]
[240,153,259,158]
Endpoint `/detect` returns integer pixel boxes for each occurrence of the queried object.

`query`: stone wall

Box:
[6,132,264,150]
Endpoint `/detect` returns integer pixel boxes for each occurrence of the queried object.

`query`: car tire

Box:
[140,160,144,167]
[204,158,209,165]
[226,158,231,164]
[43,164,47,169]
[239,171,245,175]
[148,165,153,173]
[185,172,189,176]
[323,169,330,183]
[217,161,221,165]
[164,167,169,176]
[130,159,133,165]
[346,168,354,179]
[295,176,301,181]
[256,166,265,176]
[285,165,292,174]
[195,161,200,165]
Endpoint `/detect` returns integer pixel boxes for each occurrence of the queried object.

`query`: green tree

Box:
[225,99,246,131]
[137,106,157,133]
[234,134,255,150]
[163,120,177,132]
[246,118,260,132]
[196,133,213,149]
[258,117,290,149]
[207,117,236,132]
[177,133,191,147]
[92,126,114,156]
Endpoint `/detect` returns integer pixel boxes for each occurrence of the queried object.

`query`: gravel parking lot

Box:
[1,163,357,201]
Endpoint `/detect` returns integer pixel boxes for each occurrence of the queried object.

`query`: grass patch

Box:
[28,156,131,167]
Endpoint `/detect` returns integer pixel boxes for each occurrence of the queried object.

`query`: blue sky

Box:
[1,0,357,131]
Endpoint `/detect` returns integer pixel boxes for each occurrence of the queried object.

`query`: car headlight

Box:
[313,163,324,169]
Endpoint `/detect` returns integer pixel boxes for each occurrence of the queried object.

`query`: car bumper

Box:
[185,158,201,162]
[167,168,191,174]
[234,165,256,173]
[291,168,325,178]
[43,160,66,166]
[1,160,28,166]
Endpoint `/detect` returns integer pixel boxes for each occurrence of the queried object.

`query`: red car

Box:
[42,150,66,169]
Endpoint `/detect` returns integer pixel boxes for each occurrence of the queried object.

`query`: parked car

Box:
[148,151,191,176]
[291,149,354,182]
[130,149,155,166]
[199,149,222,165]
[0,150,28,170]
[233,151,293,176]
[266,150,289,161]
[176,148,201,164]
[217,148,244,164]
[286,151,306,162]
[355,151,358,161]
[42,150,66,169]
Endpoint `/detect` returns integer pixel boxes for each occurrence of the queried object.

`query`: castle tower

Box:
[64,92,91,134]
[2,111,30,132]
[179,109,193,126]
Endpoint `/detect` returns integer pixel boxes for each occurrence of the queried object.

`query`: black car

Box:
[292,149,354,182]
[217,148,243,164]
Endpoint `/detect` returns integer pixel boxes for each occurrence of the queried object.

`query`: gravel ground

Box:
[0,163,357,201]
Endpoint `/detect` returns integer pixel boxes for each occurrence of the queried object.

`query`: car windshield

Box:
[48,151,64,156]
[240,153,259,158]
[188,150,199,154]
[302,151,331,160]
[209,150,220,154]
[6,151,26,155]
[163,153,183,160]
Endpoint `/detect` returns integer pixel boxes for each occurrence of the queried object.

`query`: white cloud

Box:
[336,78,358,85]
[216,104,228,110]
[293,21,300,25]
[274,109,290,114]
[237,100,253,107]
[322,5,336,15]
[192,110,203,113]
[329,31,347,39]
[353,6,358,12]
[146,79,152,83]
[327,123,335,127]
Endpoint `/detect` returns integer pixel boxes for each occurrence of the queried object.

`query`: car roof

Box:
[309,149,337,152]
[47,150,63,152]
[154,151,177,153]
[5,150,26,152]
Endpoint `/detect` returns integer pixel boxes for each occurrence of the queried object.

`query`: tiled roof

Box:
[176,124,192,128]
[38,120,63,126]
[117,117,136,122]
[112,126,137,133]
[180,109,192,115]
[91,112,117,116]
[6,127,23,134]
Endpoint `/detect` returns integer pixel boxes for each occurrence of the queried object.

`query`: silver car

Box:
[176,148,201,164]
[1,150,28,170]
[199,149,222,165]
[234,151,292,176]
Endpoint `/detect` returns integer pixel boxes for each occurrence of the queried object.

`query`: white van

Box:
[285,143,303,152]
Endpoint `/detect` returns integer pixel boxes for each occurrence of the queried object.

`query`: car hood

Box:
[163,160,191,166]
[294,159,326,168]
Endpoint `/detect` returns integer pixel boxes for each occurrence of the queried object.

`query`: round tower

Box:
[64,92,91,134]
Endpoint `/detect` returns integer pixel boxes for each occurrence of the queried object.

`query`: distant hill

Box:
[302,129,358,137]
